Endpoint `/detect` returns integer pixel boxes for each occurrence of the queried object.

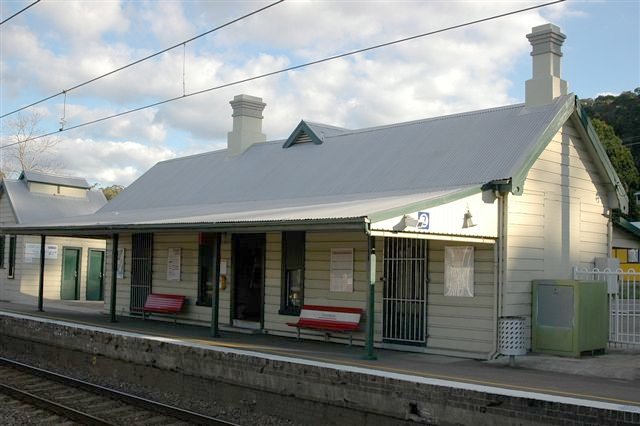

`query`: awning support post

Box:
[37,235,46,312]
[363,235,377,360]
[211,234,221,337]
[110,233,119,323]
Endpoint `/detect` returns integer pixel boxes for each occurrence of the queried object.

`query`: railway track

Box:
[0,356,238,425]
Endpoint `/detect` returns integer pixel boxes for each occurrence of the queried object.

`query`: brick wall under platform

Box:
[0,313,638,425]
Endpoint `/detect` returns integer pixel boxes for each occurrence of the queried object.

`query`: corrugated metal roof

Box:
[8,187,468,230]
[7,95,578,230]
[103,96,571,215]
[2,179,107,224]
[20,170,90,189]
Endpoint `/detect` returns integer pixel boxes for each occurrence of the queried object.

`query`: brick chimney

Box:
[525,24,568,107]
[227,94,266,156]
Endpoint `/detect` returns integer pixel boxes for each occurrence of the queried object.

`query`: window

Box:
[444,246,474,297]
[628,248,639,264]
[8,235,17,278]
[281,231,305,315]
[197,233,218,306]
[0,235,5,269]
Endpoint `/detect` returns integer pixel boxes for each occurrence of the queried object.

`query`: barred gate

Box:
[573,266,640,348]
[382,238,428,345]
[130,233,154,312]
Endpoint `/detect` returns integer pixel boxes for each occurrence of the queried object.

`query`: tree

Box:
[581,89,640,169]
[101,185,124,200]
[592,118,640,218]
[0,112,62,178]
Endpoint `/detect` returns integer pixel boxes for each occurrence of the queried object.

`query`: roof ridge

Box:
[322,102,526,140]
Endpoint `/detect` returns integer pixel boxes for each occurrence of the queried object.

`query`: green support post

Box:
[110,233,119,323]
[363,236,377,360]
[211,234,221,337]
[37,235,46,312]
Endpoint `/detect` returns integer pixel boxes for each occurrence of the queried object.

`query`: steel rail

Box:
[0,356,238,425]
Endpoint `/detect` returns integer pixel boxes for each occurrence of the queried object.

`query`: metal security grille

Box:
[130,233,153,312]
[383,238,428,345]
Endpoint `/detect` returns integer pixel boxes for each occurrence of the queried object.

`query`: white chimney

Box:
[525,24,568,107]
[227,94,266,156]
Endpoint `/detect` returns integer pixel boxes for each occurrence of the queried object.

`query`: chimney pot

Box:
[525,24,568,107]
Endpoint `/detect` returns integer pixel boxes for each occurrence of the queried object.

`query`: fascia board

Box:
[572,100,629,213]
[510,95,576,196]
[0,182,22,225]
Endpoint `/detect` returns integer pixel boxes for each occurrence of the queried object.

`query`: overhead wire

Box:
[0,0,565,150]
[0,0,42,26]
[0,0,285,119]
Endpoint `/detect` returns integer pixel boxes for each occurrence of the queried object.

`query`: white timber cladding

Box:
[0,192,17,226]
[425,240,495,356]
[613,227,639,250]
[372,192,498,238]
[0,235,106,304]
[504,120,610,325]
[264,231,370,344]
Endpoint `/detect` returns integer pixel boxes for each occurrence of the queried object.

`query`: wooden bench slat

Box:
[143,294,185,323]
[287,304,363,345]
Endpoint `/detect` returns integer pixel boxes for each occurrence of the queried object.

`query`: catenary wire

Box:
[0,0,565,150]
[0,0,285,119]
[0,0,41,26]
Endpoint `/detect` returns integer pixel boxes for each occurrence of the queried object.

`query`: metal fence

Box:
[573,266,640,349]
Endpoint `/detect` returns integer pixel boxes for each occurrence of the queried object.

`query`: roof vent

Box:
[525,23,568,107]
[227,94,266,156]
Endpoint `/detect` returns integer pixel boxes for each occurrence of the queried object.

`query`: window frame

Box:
[280,231,305,316]
[196,233,219,307]
[8,235,17,279]
[0,234,5,269]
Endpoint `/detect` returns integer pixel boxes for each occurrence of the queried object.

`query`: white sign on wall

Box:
[24,243,58,263]
[167,247,181,281]
[117,248,125,279]
[330,248,354,292]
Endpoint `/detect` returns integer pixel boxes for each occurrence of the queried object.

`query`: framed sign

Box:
[167,247,181,281]
[116,248,125,279]
[330,248,354,292]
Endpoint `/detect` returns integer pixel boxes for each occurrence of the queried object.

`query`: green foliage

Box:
[101,185,124,200]
[581,88,640,167]
[592,118,640,218]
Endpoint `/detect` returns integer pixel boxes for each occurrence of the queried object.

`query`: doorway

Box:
[233,234,265,327]
[61,247,81,300]
[382,238,428,345]
[86,249,105,301]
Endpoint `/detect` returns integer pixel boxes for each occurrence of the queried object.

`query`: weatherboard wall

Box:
[0,235,106,305]
[504,119,610,334]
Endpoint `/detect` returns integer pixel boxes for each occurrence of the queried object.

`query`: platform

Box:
[1,300,639,421]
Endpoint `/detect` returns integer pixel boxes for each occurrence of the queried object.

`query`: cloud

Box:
[52,138,177,187]
[1,1,579,187]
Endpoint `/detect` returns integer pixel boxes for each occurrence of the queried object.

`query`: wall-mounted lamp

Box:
[462,208,476,229]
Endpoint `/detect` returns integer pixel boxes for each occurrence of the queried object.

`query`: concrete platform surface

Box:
[1,300,639,412]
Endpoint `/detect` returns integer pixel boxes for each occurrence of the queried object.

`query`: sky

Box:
[0,0,638,188]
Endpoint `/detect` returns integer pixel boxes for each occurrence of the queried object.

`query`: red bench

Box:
[143,293,186,323]
[287,305,363,345]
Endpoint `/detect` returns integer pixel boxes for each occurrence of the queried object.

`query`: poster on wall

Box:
[167,248,181,281]
[116,248,125,279]
[24,243,58,263]
[330,248,354,292]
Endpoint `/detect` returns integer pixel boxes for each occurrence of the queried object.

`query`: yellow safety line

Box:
[4,310,639,407]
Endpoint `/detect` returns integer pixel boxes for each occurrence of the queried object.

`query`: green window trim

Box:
[8,235,16,278]
[280,231,305,316]
[0,235,5,269]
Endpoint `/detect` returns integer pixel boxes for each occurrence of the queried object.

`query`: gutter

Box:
[2,217,369,237]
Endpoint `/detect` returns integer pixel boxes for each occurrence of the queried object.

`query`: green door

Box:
[61,248,80,300]
[86,250,104,301]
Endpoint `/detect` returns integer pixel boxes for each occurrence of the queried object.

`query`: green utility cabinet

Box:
[532,280,608,357]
